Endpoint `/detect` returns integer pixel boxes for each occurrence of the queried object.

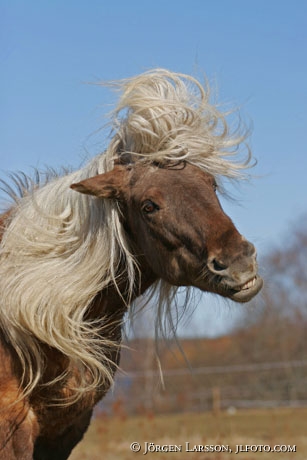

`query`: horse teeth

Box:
[241,277,256,290]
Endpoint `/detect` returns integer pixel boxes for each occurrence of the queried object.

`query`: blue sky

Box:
[1,0,307,335]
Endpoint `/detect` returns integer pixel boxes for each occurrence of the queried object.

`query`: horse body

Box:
[0,198,160,459]
[0,248,155,458]
[0,69,263,459]
[0,267,149,459]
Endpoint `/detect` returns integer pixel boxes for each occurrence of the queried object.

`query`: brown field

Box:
[70,407,307,459]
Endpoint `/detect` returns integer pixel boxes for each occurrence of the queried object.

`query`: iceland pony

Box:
[0,69,263,459]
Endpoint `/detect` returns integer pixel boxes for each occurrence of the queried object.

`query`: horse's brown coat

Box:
[0,162,262,459]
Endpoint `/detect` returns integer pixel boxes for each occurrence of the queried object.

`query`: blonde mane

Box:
[0,69,251,402]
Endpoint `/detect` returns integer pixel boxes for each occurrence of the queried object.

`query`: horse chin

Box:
[221,275,263,303]
[195,275,263,303]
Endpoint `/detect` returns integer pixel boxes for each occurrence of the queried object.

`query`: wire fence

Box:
[97,359,307,415]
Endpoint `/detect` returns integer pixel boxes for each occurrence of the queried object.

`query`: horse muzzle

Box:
[203,240,263,303]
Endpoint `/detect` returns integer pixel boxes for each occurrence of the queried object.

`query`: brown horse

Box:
[0,70,262,459]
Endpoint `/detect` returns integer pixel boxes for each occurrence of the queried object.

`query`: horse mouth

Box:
[223,275,263,303]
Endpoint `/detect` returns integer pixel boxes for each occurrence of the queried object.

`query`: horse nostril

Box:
[246,242,256,258]
[210,258,229,273]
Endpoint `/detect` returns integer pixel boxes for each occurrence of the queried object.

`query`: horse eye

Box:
[142,200,159,214]
[213,180,218,192]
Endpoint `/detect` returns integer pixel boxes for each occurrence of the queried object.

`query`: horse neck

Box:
[0,208,158,323]
[87,255,158,322]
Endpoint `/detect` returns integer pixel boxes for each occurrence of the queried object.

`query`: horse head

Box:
[71,161,263,303]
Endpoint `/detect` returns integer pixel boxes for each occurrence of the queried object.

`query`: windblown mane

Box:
[0,69,251,402]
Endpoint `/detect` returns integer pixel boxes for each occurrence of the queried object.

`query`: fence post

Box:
[212,386,221,415]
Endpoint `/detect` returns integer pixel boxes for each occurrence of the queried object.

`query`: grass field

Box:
[70,407,307,459]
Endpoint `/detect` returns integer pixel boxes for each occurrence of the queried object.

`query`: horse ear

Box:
[70,165,128,200]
